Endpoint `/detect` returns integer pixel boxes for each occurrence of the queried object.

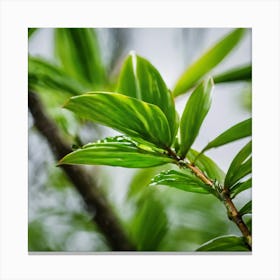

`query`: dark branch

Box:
[28,91,135,251]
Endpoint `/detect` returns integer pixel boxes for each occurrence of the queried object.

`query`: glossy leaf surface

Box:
[187,149,225,183]
[150,169,212,194]
[225,141,252,187]
[173,28,246,96]
[55,28,106,87]
[64,92,172,147]
[180,78,213,158]
[196,235,250,251]
[59,136,175,168]
[117,53,178,140]
[213,64,252,83]
[202,118,252,153]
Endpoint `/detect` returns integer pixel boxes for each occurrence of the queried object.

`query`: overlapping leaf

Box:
[230,157,252,186]
[28,57,85,96]
[239,201,252,216]
[245,217,252,232]
[187,149,225,183]
[173,28,246,96]
[230,178,252,198]
[201,118,252,153]
[129,191,168,251]
[116,53,178,141]
[150,169,213,194]
[54,28,106,87]
[64,92,172,148]
[126,166,165,199]
[213,64,252,84]
[196,235,250,251]
[59,136,175,168]
[179,78,213,158]
[225,141,252,187]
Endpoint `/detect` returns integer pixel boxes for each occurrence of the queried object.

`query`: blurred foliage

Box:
[28,209,109,252]
[173,29,246,96]
[28,28,251,252]
[129,189,168,251]
[126,166,237,251]
[213,64,251,84]
[54,28,107,88]
[241,82,252,112]
[28,129,109,251]
[28,28,38,38]
[196,235,250,251]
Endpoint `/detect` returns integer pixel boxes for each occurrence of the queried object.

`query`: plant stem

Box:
[186,163,213,186]
[188,163,252,249]
[219,189,252,248]
[166,148,252,250]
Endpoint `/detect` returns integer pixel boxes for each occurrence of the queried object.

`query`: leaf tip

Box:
[129,50,137,58]
[204,76,214,89]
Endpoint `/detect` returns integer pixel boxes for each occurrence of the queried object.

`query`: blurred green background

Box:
[28,28,251,252]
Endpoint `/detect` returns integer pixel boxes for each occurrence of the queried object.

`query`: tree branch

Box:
[188,162,251,249]
[219,189,252,248]
[167,149,252,250]
[28,91,135,251]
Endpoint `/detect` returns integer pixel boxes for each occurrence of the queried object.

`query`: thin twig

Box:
[219,190,252,248]
[166,148,252,250]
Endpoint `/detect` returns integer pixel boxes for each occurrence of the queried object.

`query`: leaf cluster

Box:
[29,28,252,251]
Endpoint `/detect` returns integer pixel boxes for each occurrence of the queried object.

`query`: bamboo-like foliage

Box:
[29,28,252,251]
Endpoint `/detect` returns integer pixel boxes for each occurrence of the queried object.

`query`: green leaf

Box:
[64,92,173,148]
[28,221,53,251]
[196,235,250,251]
[201,118,252,153]
[239,201,252,216]
[116,53,178,141]
[230,157,252,185]
[173,28,246,96]
[54,28,106,87]
[187,149,225,183]
[225,141,252,187]
[28,56,85,96]
[127,166,165,199]
[241,83,252,112]
[230,178,252,199]
[59,136,175,168]
[213,64,252,84]
[179,78,213,158]
[245,216,252,232]
[129,191,168,251]
[28,28,38,39]
[150,169,213,194]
